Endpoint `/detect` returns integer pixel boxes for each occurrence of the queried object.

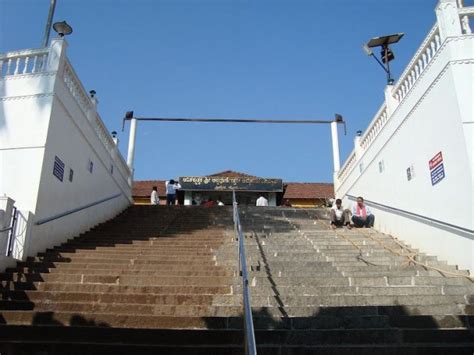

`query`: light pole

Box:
[363,33,404,84]
[42,0,57,47]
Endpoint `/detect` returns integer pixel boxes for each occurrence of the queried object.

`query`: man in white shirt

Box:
[165,179,181,206]
[256,195,269,207]
[150,186,160,205]
[330,198,351,229]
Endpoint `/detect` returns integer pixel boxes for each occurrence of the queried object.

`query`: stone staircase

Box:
[0,205,473,354]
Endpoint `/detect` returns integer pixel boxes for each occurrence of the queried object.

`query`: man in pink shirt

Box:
[351,196,375,228]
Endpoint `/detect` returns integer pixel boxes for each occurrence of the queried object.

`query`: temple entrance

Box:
[178,172,282,206]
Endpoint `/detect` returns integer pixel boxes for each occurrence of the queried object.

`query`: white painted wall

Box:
[0,39,132,269]
[336,2,474,272]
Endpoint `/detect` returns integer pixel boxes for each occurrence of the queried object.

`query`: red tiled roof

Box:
[133,171,334,200]
[133,180,167,197]
[283,182,334,199]
[207,170,259,178]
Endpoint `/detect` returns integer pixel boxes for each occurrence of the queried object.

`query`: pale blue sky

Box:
[2,0,466,182]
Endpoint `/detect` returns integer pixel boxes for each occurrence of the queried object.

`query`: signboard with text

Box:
[179,176,283,192]
[429,151,445,186]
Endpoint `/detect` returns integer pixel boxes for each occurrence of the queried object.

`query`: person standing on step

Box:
[256,195,269,207]
[150,186,160,205]
[330,199,352,229]
[351,196,375,228]
[165,179,181,206]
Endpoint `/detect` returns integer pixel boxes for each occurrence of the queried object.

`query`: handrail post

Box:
[232,190,257,355]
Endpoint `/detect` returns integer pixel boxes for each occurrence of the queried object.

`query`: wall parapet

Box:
[0,41,132,191]
[0,48,49,76]
[392,25,442,104]
[336,1,472,190]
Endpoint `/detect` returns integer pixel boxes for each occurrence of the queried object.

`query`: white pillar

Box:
[126,117,138,185]
[330,121,341,173]
[184,191,192,206]
[384,84,398,115]
[47,37,68,72]
[436,0,463,41]
[354,132,363,159]
[268,193,277,207]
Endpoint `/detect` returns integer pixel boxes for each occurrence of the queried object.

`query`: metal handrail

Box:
[232,190,257,355]
[346,194,474,235]
[35,193,122,226]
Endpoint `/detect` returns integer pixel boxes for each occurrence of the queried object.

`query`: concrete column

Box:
[47,38,68,72]
[436,0,463,41]
[126,117,138,185]
[268,193,277,207]
[330,121,341,173]
[87,92,99,122]
[184,191,192,206]
[384,84,399,115]
[354,131,363,160]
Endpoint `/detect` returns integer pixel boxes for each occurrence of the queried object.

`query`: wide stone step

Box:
[223,294,469,308]
[67,244,233,251]
[37,253,217,262]
[46,249,217,256]
[6,268,234,277]
[0,290,235,306]
[0,273,233,286]
[24,257,218,266]
[1,324,472,352]
[11,263,229,273]
[238,285,459,297]
[1,308,473,331]
[247,275,474,287]
[3,282,232,294]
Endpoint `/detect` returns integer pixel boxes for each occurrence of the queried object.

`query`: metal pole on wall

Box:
[330,121,341,173]
[42,0,57,47]
[126,117,138,185]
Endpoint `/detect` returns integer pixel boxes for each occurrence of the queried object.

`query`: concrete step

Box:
[0,290,235,306]
[2,282,232,295]
[24,257,219,266]
[10,263,228,273]
[5,268,235,277]
[0,325,472,352]
[0,273,233,286]
[236,285,466,297]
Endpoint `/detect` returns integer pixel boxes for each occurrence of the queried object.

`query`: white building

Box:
[0,38,132,271]
[334,0,474,272]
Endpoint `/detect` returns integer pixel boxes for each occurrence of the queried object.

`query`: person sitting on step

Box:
[351,196,375,228]
[330,198,351,229]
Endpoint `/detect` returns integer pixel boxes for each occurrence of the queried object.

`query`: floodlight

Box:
[362,44,373,56]
[125,111,134,119]
[363,33,404,84]
[52,21,73,37]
